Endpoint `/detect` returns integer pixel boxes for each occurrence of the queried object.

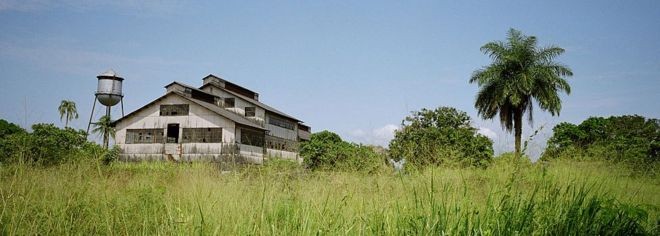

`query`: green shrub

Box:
[0,119,25,139]
[102,145,121,165]
[543,115,659,173]
[300,130,386,172]
[0,122,104,165]
[29,124,88,164]
[389,107,494,168]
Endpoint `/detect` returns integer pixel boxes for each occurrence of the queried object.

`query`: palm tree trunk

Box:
[514,109,523,159]
[65,113,69,128]
[103,131,109,149]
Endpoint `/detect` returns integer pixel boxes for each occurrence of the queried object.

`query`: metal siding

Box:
[265,114,298,141]
[201,87,266,123]
[266,149,299,162]
[115,94,237,158]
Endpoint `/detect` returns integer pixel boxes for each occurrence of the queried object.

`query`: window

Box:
[224,98,235,108]
[182,128,222,143]
[268,115,295,130]
[191,90,215,103]
[240,128,264,147]
[245,107,256,117]
[266,135,298,152]
[126,129,164,144]
[184,88,192,94]
[160,104,189,116]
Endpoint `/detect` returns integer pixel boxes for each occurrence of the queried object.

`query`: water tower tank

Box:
[95,69,124,106]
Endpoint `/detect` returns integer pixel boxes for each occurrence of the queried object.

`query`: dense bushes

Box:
[389,107,494,168]
[0,120,105,165]
[0,119,25,139]
[542,115,659,171]
[300,131,385,172]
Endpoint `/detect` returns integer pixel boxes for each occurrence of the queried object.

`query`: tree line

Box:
[0,29,656,174]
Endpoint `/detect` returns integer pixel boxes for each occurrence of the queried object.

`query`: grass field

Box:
[1,158,658,235]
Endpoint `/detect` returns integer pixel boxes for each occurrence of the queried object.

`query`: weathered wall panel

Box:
[116,94,236,144]
[115,94,238,160]
[266,149,299,162]
[201,87,266,123]
[265,123,298,140]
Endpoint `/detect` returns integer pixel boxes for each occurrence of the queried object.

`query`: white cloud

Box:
[347,124,399,147]
[477,127,497,140]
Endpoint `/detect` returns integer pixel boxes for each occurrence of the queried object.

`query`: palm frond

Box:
[470,28,573,138]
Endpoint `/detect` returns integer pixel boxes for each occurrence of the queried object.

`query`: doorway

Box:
[167,123,179,143]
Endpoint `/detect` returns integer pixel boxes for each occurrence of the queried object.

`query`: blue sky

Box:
[1,1,659,159]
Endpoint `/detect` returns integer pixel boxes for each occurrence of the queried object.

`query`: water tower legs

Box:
[86,96,97,135]
[121,97,125,117]
[86,94,111,149]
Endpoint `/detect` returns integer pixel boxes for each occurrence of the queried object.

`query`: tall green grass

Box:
[1,158,658,235]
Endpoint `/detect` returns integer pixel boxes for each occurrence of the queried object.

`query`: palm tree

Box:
[470,28,573,158]
[92,115,115,149]
[58,100,79,128]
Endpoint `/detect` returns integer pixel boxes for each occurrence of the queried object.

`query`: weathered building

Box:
[113,74,310,163]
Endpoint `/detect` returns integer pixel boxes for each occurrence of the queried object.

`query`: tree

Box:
[389,107,493,168]
[300,130,385,172]
[58,100,79,128]
[0,119,26,163]
[543,115,659,168]
[92,115,115,149]
[470,28,573,159]
[0,119,25,139]
[1,123,90,165]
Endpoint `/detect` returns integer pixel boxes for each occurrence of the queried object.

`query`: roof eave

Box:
[199,83,302,122]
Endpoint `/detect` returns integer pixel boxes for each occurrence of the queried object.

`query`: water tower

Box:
[86,69,125,148]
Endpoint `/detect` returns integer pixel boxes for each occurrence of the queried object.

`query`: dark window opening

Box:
[268,115,295,130]
[225,82,257,100]
[191,90,215,104]
[265,135,298,152]
[167,124,180,143]
[298,124,310,132]
[224,98,235,108]
[182,128,222,143]
[240,128,264,147]
[160,104,189,116]
[245,107,256,117]
[126,129,164,144]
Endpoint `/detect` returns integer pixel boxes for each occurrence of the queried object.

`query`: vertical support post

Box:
[120,97,125,117]
[103,106,110,149]
[86,96,97,135]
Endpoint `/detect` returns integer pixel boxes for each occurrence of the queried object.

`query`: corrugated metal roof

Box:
[199,83,301,122]
[112,91,265,130]
[174,92,265,130]
[203,74,259,98]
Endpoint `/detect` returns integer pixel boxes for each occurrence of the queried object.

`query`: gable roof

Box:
[199,83,301,122]
[203,74,259,98]
[112,91,265,130]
